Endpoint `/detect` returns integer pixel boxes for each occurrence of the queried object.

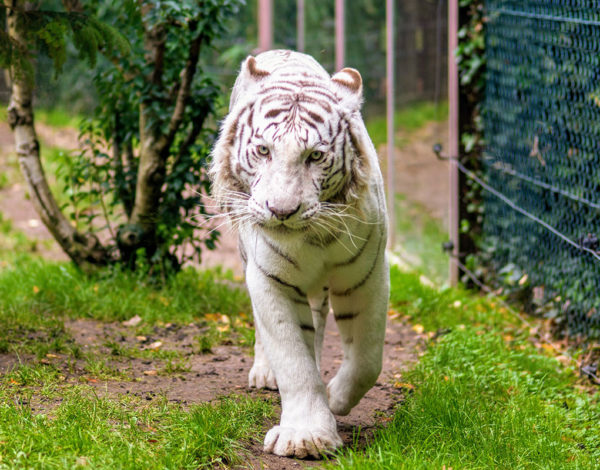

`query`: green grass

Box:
[35,107,84,128]
[0,389,273,469]
[393,195,449,284]
[0,212,37,254]
[366,101,448,149]
[0,254,250,325]
[329,267,600,469]
[0,106,83,128]
[389,267,519,333]
[0,250,252,358]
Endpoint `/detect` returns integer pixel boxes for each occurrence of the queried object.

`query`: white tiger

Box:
[210,50,389,458]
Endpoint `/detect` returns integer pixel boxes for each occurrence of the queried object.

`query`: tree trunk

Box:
[118,22,204,259]
[5,0,108,268]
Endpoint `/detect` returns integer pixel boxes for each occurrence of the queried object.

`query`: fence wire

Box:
[483,0,600,337]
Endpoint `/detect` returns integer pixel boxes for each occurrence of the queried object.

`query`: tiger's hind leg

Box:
[248,327,278,390]
[309,287,330,372]
[327,257,389,416]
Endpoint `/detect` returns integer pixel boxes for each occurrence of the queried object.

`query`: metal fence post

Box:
[448,0,459,285]
[335,0,345,71]
[297,0,305,52]
[386,0,395,249]
[258,0,273,53]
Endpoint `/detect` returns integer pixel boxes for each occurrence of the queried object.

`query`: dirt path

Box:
[0,312,421,469]
[379,120,449,225]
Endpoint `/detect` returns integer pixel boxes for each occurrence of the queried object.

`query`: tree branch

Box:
[157,24,204,157]
[145,24,166,86]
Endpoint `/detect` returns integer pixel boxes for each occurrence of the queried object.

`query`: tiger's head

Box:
[210,50,376,233]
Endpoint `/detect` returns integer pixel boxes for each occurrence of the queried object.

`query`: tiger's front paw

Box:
[263,425,342,459]
[249,363,277,390]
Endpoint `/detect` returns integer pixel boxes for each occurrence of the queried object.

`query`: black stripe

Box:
[291,297,310,306]
[306,232,337,247]
[333,226,375,268]
[262,236,300,270]
[300,324,315,332]
[334,312,359,321]
[331,232,384,297]
[256,263,306,298]
[258,86,296,95]
[246,104,254,128]
[265,108,288,119]
[307,110,324,123]
[238,237,247,265]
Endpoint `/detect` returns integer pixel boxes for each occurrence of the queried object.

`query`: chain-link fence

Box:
[482,0,600,337]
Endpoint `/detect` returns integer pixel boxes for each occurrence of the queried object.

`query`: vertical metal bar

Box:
[448,0,460,284]
[258,0,273,53]
[297,0,305,52]
[386,0,395,248]
[335,0,345,71]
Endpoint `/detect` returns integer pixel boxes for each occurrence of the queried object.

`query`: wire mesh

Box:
[483,0,600,337]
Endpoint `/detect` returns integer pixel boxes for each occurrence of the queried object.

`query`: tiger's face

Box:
[211,52,371,234]
[234,98,353,231]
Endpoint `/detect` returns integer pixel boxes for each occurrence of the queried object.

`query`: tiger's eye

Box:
[257,145,270,156]
[308,150,323,162]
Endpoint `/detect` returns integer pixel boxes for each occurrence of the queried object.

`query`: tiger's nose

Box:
[266,201,301,220]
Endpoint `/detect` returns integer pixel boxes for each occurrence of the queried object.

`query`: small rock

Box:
[123,315,142,327]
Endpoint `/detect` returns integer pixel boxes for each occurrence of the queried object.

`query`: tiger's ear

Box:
[229,56,270,111]
[331,67,363,112]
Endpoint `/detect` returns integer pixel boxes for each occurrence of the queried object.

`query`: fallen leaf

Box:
[136,336,147,342]
[123,315,142,327]
[393,382,415,390]
[148,341,163,350]
[204,313,230,323]
[46,353,58,358]
[86,378,98,383]
[541,343,555,354]
[75,456,89,466]
[412,324,425,334]
[143,370,158,376]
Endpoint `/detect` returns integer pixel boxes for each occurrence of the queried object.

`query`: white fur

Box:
[210,50,389,459]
